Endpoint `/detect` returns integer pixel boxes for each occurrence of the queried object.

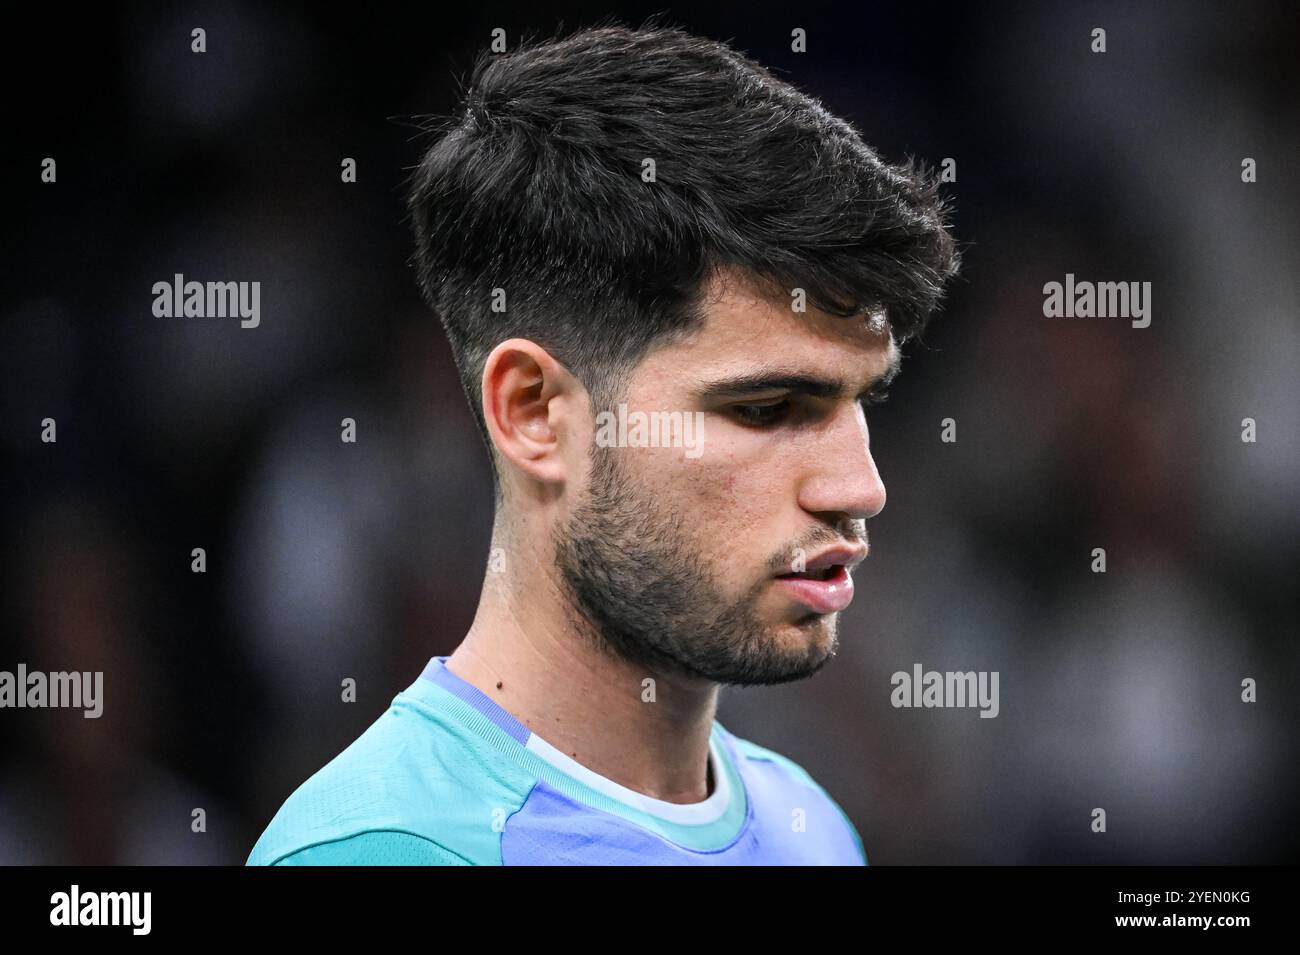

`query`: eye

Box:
[732,398,791,427]
[859,389,890,411]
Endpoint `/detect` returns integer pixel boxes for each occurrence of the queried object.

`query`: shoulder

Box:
[263,830,471,866]
[719,725,869,865]
[247,686,533,866]
[728,733,822,787]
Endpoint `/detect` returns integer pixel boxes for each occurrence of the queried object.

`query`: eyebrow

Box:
[695,354,902,401]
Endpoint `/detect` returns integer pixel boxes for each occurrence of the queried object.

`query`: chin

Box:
[774,614,839,658]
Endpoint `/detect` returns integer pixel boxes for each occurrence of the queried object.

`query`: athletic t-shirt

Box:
[247,656,867,865]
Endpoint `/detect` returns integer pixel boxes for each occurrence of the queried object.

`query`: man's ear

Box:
[481,338,583,487]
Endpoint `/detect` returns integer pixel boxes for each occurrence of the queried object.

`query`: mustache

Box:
[766,521,868,575]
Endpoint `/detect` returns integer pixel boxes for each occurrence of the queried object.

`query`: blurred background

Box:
[2,1,1297,864]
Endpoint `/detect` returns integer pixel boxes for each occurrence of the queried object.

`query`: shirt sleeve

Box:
[832,802,869,865]
[271,831,472,866]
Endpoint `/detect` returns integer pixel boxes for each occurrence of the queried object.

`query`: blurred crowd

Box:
[3,3,1297,863]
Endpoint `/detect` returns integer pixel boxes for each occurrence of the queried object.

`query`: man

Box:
[248,22,958,865]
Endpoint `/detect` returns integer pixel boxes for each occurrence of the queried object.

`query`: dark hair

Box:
[407,22,959,473]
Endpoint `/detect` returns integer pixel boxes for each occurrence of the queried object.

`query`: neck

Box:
[445,528,720,805]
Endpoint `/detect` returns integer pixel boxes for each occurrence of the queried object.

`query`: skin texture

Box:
[447,266,896,804]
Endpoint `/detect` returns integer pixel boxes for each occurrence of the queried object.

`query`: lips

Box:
[775,563,855,614]
[773,543,867,615]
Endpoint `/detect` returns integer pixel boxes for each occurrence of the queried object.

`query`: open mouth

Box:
[777,565,842,581]
[773,563,855,614]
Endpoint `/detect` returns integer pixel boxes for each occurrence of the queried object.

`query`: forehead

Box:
[641,268,898,385]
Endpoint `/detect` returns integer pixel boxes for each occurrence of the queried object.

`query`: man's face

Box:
[555,271,895,686]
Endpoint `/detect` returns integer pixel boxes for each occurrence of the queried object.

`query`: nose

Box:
[796,403,887,522]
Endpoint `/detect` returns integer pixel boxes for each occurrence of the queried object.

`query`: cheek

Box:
[660,447,790,536]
